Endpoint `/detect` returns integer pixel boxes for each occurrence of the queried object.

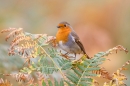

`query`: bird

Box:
[56,21,90,59]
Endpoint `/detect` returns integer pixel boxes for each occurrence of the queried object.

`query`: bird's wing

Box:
[71,31,90,59]
[70,31,80,40]
[70,31,86,54]
[75,39,86,54]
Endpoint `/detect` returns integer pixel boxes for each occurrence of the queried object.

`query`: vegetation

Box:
[0,28,129,86]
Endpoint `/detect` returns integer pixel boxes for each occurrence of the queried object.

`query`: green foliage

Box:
[0,28,129,86]
[64,52,106,86]
[48,48,59,58]
[57,58,72,70]
[21,57,59,74]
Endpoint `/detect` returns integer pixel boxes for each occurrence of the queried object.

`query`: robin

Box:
[56,21,90,59]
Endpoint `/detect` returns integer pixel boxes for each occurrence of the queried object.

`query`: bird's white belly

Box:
[58,41,81,53]
[58,41,71,52]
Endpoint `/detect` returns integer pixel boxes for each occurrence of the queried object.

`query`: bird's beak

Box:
[57,26,60,28]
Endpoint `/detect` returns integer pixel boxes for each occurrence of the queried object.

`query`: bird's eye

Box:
[64,24,66,27]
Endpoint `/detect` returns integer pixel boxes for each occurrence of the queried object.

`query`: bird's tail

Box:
[83,51,91,59]
[85,54,91,59]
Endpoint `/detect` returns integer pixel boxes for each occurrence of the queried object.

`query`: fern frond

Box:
[57,58,72,70]
[48,48,58,58]
[92,67,112,80]
[21,57,59,74]
[65,47,123,86]
[2,73,34,84]
[65,80,75,86]
[39,57,58,74]
[41,79,63,86]
[65,55,105,86]
[1,28,129,86]
[103,60,130,86]
[0,78,12,86]
[119,60,130,71]
[2,28,65,77]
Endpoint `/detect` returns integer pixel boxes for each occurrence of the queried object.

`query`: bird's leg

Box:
[60,52,70,59]
[65,52,69,55]
[60,50,69,55]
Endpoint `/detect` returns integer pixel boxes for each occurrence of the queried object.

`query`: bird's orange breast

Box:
[56,28,71,43]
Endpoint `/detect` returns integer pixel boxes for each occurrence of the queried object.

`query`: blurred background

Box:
[0,0,130,85]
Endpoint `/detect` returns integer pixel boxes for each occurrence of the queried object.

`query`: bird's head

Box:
[57,21,71,29]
